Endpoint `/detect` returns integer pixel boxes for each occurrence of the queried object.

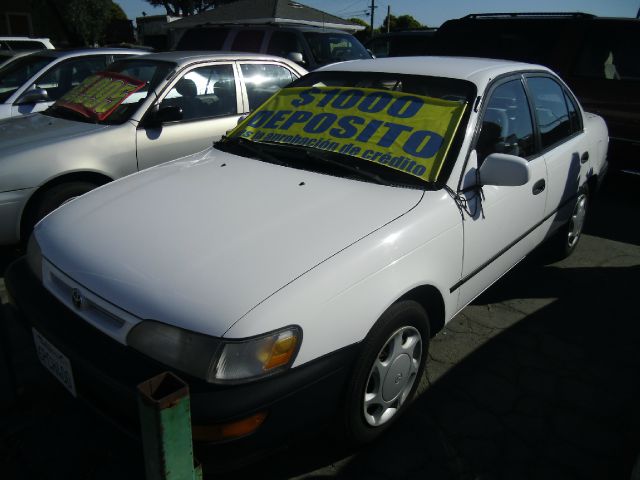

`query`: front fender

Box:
[226,190,464,367]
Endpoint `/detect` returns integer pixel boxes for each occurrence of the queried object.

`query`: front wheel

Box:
[344,300,429,444]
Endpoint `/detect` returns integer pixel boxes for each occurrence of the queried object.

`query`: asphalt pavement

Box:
[1,172,639,480]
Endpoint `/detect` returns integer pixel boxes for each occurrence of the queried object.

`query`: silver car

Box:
[0,48,149,120]
[0,51,308,245]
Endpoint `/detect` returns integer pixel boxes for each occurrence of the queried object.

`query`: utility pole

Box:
[369,0,376,39]
[387,4,391,33]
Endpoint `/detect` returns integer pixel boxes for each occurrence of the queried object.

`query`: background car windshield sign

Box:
[230,87,467,182]
[54,72,145,121]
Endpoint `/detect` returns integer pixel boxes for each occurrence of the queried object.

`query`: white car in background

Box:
[0,48,149,120]
[7,57,607,455]
[0,36,54,50]
[0,51,307,245]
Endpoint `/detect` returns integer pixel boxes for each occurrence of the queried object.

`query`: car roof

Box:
[177,23,349,34]
[319,56,551,85]
[136,50,304,67]
[32,48,149,59]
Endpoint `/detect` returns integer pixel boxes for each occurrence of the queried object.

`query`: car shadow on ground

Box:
[221,263,640,480]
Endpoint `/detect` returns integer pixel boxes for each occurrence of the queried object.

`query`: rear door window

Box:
[526,76,572,150]
[240,63,296,111]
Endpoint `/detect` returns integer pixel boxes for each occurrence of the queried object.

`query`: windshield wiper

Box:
[215,137,289,167]
[303,149,393,186]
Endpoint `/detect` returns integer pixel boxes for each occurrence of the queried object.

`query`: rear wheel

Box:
[22,181,98,241]
[551,186,589,260]
[344,300,429,444]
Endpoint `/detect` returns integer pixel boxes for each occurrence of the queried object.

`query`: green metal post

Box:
[137,372,203,480]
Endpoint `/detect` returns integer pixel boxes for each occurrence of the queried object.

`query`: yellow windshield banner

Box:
[55,72,145,121]
[229,87,467,182]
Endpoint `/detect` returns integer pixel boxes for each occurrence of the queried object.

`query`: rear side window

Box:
[526,76,572,149]
[231,30,264,52]
[573,23,640,81]
[176,28,230,50]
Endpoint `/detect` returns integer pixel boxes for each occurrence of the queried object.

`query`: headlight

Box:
[26,234,43,281]
[127,321,301,384]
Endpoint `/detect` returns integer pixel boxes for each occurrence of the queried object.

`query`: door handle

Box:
[532,179,546,195]
[581,151,589,164]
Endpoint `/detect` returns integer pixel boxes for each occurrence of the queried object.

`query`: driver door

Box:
[456,76,547,308]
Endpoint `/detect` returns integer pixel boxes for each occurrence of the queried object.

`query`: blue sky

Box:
[118,0,639,27]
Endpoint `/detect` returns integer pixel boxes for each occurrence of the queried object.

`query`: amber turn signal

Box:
[192,411,267,442]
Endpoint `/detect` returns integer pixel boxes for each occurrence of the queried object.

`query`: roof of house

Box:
[168,0,364,32]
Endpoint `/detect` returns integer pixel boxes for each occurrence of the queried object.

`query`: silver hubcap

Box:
[363,326,422,427]
[567,193,587,248]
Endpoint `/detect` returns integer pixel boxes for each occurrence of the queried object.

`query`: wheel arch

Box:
[395,284,446,337]
[20,170,114,241]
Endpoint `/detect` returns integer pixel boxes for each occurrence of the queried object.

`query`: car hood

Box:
[36,149,424,338]
[0,112,106,154]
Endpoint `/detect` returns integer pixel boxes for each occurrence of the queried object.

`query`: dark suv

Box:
[432,13,640,174]
[172,23,371,71]
[364,29,437,58]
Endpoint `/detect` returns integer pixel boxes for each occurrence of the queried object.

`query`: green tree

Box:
[45,0,129,45]
[109,2,128,20]
[347,17,371,42]
[380,14,425,32]
[63,0,112,45]
[144,0,238,16]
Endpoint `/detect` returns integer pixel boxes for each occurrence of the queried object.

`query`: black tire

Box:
[549,185,589,260]
[22,181,98,240]
[344,300,430,444]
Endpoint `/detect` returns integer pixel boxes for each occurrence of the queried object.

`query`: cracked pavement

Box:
[1,173,639,479]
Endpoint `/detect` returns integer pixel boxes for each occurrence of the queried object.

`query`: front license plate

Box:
[32,328,77,397]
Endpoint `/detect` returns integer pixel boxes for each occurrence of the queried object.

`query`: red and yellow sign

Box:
[55,72,145,121]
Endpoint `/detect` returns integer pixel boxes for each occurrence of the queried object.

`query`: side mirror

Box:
[146,104,183,128]
[478,153,530,187]
[287,52,305,65]
[15,88,49,105]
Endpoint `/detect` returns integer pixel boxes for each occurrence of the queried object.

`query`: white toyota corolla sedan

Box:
[6,57,607,455]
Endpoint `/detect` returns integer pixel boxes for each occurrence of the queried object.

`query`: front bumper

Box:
[5,256,359,457]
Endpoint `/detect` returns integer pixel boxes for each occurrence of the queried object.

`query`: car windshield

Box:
[44,59,176,125]
[216,70,475,188]
[303,32,371,65]
[0,54,52,103]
